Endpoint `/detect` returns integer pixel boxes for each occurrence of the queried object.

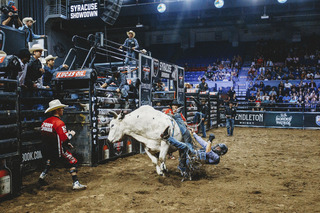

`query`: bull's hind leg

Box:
[145,148,162,176]
[159,140,170,174]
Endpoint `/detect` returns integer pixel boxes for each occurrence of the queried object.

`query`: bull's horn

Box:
[108,110,118,118]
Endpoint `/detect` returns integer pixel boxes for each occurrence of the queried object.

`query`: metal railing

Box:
[235,101,320,112]
[44,4,67,22]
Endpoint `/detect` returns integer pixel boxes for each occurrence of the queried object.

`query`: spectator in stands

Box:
[289,93,298,105]
[120,30,139,66]
[262,92,270,101]
[269,88,277,97]
[24,44,46,92]
[283,93,291,103]
[256,88,263,97]
[309,79,317,88]
[1,1,22,28]
[43,55,68,87]
[269,96,276,110]
[199,77,208,92]
[19,17,45,44]
[254,97,262,111]
[314,71,320,79]
[284,80,292,93]
[310,97,317,112]
[266,59,273,67]
[261,96,270,111]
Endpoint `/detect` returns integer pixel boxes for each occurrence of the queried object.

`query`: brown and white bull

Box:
[108,105,183,176]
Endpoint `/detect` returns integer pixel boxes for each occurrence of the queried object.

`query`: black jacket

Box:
[199,82,208,91]
[25,56,43,89]
[225,106,237,119]
[193,98,209,119]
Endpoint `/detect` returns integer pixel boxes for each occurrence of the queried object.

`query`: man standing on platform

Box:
[120,30,139,66]
[199,77,208,92]
[19,17,45,45]
[43,55,69,87]
[225,101,237,136]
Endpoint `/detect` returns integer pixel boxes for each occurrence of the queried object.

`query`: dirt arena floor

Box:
[1,127,320,212]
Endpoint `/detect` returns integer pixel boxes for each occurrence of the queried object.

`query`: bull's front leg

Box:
[159,140,170,174]
[145,148,162,176]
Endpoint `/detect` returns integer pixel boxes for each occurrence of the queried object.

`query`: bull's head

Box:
[107,110,126,143]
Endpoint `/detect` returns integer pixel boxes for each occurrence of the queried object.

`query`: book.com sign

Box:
[69,2,99,20]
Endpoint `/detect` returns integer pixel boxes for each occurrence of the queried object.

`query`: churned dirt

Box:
[1,127,320,213]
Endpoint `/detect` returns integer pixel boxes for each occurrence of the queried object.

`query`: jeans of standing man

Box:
[193,112,206,137]
[125,51,135,66]
[107,85,130,98]
[226,118,235,136]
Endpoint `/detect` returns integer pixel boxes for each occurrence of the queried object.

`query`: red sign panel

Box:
[0,56,5,63]
[56,70,87,78]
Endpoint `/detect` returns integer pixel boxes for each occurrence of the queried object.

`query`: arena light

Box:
[278,0,287,3]
[214,0,224,8]
[157,3,166,13]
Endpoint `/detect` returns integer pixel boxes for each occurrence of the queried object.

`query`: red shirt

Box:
[41,116,69,157]
[164,108,187,122]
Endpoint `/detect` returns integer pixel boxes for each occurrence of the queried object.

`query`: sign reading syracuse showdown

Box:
[69,2,99,19]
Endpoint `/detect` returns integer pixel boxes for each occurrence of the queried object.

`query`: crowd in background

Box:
[246,79,320,111]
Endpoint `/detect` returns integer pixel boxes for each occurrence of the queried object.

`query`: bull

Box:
[108,105,183,176]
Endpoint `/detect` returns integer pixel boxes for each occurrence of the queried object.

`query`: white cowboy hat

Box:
[39,57,46,65]
[141,49,147,54]
[45,99,68,113]
[126,30,135,38]
[0,50,7,57]
[29,44,47,53]
[45,55,58,62]
[22,17,36,25]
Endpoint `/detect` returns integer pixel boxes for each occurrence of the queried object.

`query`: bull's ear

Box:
[119,111,125,120]
[108,110,118,119]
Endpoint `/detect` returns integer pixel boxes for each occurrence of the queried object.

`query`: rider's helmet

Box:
[212,143,228,156]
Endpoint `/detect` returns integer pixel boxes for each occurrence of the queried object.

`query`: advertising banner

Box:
[264,112,303,128]
[139,54,153,106]
[177,66,185,105]
[69,2,99,20]
[235,111,264,126]
[304,113,320,128]
[159,61,175,80]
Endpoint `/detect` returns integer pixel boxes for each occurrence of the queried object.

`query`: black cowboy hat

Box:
[111,66,120,73]
[201,77,206,81]
[17,48,32,59]
[171,100,181,106]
